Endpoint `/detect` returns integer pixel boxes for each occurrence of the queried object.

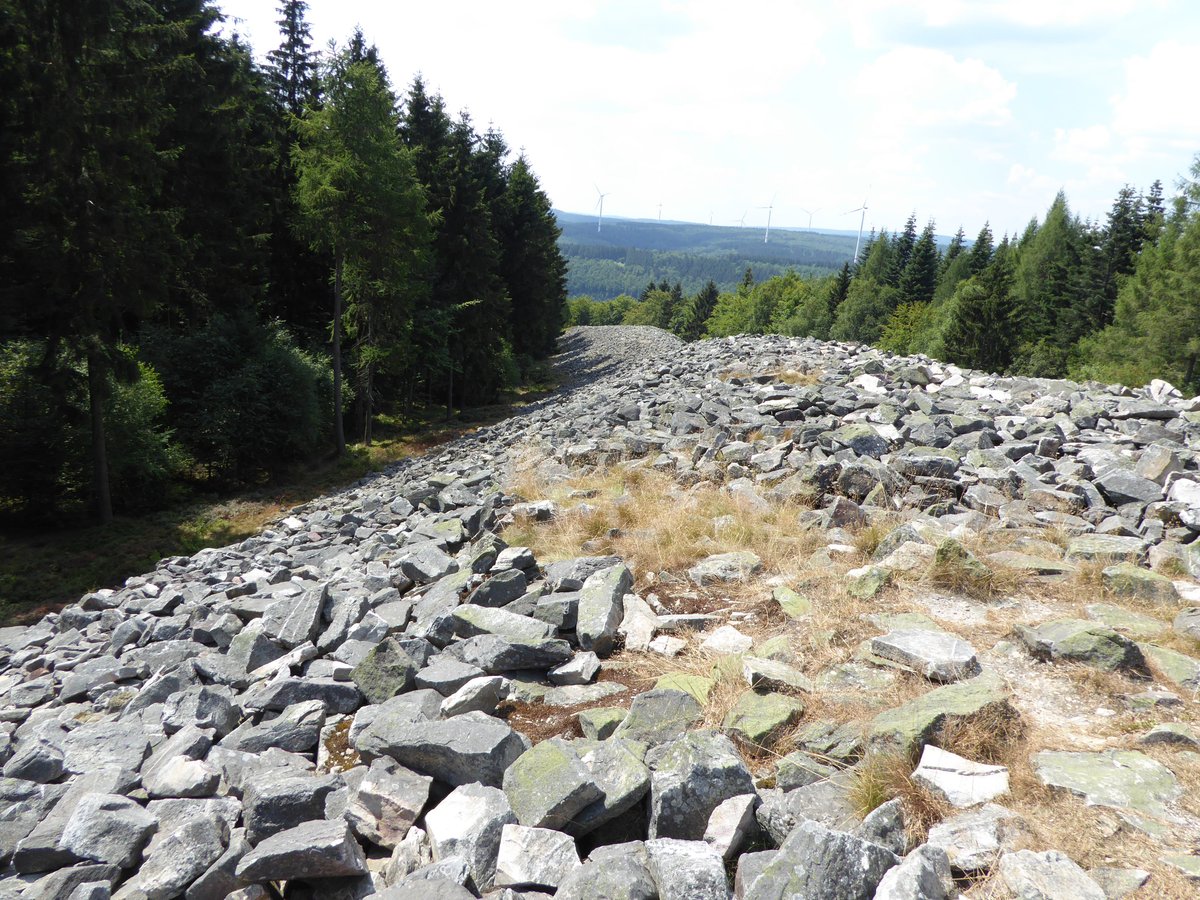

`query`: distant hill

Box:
[555,210,860,299]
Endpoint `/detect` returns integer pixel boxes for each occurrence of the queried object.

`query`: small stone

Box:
[576,564,633,657]
[722,691,805,748]
[577,706,626,740]
[925,803,1032,873]
[1016,619,1146,673]
[645,838,729,900]
[345,757,432,849]
[703,793,758,860]
[700,624,753,654]
[1101,563,1180,604]
[772,586,811,620]
[687,551,763,585]
[613,689,703,745]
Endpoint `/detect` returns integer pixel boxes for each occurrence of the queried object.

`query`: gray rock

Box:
[467,569,528,607]
[162,685,239,738]
[220,699,324,753]
[445,634,573,674]
[502,738,603,830]
[423,782,515,892]
[646,730,755,840]
[645,838,729,900]
[451,605,556,643]
[360,710,527,787]
[703,793,758,861]
[688,551,763,585]
[60,793,157,868]
[235,819,367,883]
[344,758,432,849]
[869,629,981,683]
[544,556,623,592]
[117,815,230,899]
[925,803,1032,873]
[744,819,897,900]
[613,689,704,745]
[184,827,252,900]
[548,651,601,686]
[577,564,633,657]
[1016,619,1146,672]
[557,842,658,900]
[439,675,508,717]
[242,772,342,844]
[997,849,1106,900]
[260,584,327,649]
[872,843,953,900]
[855,798,907,856]
[415,657,486,695]
[911,744,1009,807]
[351,638,418,705]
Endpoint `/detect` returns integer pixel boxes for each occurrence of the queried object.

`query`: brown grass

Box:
[502,465,823,582]
[849,752,952,845]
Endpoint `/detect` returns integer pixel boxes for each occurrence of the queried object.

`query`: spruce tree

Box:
[941,242,1017,373]
[886,213,918,287]
[898,221,940,306]
[266,0,317,116]
[966,223,994,275]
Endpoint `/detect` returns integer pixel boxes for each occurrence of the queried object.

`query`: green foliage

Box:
[939,247,1018,373]
[142,316,333,483]
[878,302,937,356]
[0,343,181,518]
[831,278,897,344]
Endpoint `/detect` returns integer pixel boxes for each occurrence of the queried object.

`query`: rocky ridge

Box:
[1,325,1199,898]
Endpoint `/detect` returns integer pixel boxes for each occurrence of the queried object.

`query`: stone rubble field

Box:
[2,324,1200,899]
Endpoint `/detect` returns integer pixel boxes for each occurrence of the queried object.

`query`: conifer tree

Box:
[966,223,994,275]
[886,213,918,287]
[266,0,317,116]
[941,242,1017,373]
[898,221,940,306]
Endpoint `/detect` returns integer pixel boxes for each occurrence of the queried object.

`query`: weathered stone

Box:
[556,842,657,900]
[722,691,804,748]
[356,711,527,787]
[220,699,324,753]
[242,772,342,844]
[772,586,811,620]
[1085,603,1166,639]
[869,629,980,683]
[502,738,602,831]
[1139,642,1200,690]
[577,706,626,740]
[644,838,729,900]
[576,564,632,657]
[60,793,157,868]
[446,634,573,673]
[120,815,229,899]
[345,757,432,849]
[1016,619,1146,672]
[423,783,515,892]
[466,569,528,607]
[1101,563,1180,604]
[702,793,758,861]
[744,819,898,900]
[741,656,812,693]
[1033,750,1180,820]
[493,824,581,891]
[646,730,754,840]
[872,843,953,900]
[1065,534,1148,565]
[869,673,1015,755]
[350,638,418,706]
[700,624,753,654]
[260,585,326,649]
[236,819,366,883]
[451,605,556,643]
[613,688,704,745]
[570,737,652,836]
[925,803,1032,873]
[687,551,762,585]
[998,849,1106,900]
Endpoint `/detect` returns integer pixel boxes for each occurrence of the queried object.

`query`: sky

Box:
[217,0,1200,239]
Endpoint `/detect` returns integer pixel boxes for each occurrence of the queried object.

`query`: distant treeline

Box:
[0,0,566,524]
[569,165,1200,392]
[556,213,857,299]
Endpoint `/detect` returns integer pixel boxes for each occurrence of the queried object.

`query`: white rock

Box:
[700,625,753,655]
[649,635,687,656]
[703,793,758,861]
[912,745,1009,808]
[493,823,581,890]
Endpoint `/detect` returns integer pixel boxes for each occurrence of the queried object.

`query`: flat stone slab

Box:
[1085,604,1166,639]
[912,745,1009,808]
[1101,563,1180,603]
[1065,534,1148,565]
[869,629,980,683]
[1139,642,1200,690]
[1033,750,1181,819]
[357,711,528,787]
[998,850,1105,900]
[925,803,1033,874]
[613,688,704,745]
[987,551,1076,576]
[722,691,805,749]
[700,625,753,654]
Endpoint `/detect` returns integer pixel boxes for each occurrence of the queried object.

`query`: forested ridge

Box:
[0,0,567,527]
[569,169,1200,393]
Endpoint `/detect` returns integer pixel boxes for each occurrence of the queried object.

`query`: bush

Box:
[0,342,182,518]
[142,314,336,482]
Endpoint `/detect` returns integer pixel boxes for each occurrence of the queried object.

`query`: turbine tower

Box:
[757,193,777,243]
[657,202,663,221]
[594,185,610,233]
[844,197,869,262]
[798,207,820,230]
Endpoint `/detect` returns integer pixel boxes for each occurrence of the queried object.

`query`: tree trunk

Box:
[446,354,454,421]
[332,254,345,456]
[87,349,113,525]
[363,364,374,445]
[1185,353,1198,391]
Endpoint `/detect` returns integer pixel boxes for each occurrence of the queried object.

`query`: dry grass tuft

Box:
[849,752,952,845]
[930,703,1028,768]
[501,465,823,581]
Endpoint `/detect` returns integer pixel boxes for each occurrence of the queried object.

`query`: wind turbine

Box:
[757,194,777,243]
[734,210,748,228]
[844,197,869,262]
[594,185,609,233]
[657,202,663,221]
[798,207,820,230]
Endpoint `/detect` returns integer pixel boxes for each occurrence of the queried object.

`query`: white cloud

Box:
[1112,40,1200,148]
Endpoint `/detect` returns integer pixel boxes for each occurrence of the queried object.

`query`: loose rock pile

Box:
[2,325,1200,898]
